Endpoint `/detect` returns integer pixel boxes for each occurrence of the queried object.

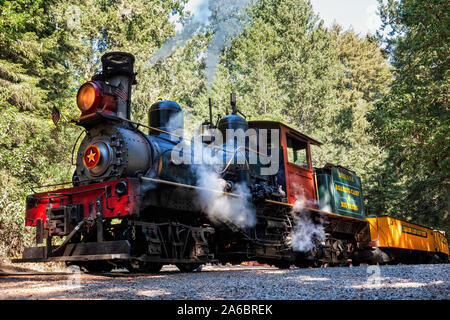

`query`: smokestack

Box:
[230,92,237,114]
[101,52,136,119]
[209,98,213,124]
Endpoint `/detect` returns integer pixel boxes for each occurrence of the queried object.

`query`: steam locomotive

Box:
[14,52,448,272]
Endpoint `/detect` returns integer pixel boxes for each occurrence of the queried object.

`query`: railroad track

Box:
[0,271,152,277]
[0,265,275,278]
[0,272,72,277]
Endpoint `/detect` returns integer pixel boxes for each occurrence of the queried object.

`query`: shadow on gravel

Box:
[1,264,448,300]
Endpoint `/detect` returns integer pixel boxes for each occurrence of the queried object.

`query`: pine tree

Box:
[314,27,391,217]
[197,0,341,128]
[189,0,392,219]
[367,0,449,232]
[0,0,79,258]
[0,0,185,259]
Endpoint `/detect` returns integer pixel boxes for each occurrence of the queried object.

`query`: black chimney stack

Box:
[101,52,136,120]
[208,98,213,124]
[230,92,237,114]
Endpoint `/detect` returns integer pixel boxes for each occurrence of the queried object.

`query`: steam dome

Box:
[148,100,184,136]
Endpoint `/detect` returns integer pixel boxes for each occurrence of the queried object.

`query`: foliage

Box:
[0,0,447,260]
[0,0,79,257]
[322,27,391,216]
[197,1,391,218]
[220,0,341,130]
[367,0,449,232]
[0,0,185,258]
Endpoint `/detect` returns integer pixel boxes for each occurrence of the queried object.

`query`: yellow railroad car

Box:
[433,230,449,256]
[366,216,449,263]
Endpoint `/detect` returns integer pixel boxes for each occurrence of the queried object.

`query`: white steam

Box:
[190,132,256,230]
[196,168,256,229]
[289,196,325,253]
[186,0,212,25]
[161,111,256,229]
[203,0,253,86]
[145,0,255,87]
[146,19,204,66]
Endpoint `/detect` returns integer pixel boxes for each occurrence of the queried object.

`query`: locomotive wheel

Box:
[176,263,202,272]
[81,261,113,273]
[144,263,163,273]
[126,260,163,273]
[274,262,291,269]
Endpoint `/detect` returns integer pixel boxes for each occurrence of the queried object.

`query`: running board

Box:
[12,240,131,263]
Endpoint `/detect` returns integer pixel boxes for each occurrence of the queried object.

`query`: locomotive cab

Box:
[248,121,321,206]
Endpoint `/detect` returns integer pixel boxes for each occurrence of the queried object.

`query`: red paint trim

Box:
[25,178,141,227]
[280,124,317,207]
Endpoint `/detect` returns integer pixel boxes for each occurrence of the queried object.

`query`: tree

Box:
[0,0,78,258]
[0,0,186,259]
[367,0,449,232]
[196,0,341,129]
[314,27,391,217]
[204,1,391,219]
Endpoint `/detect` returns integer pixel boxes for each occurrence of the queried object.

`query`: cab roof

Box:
[248,120,322,146]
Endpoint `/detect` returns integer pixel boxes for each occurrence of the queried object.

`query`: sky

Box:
[309,0,382,36]
[178,0,383,36]
[161,0,384,83]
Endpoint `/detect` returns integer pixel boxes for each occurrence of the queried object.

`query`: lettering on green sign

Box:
[331,168,363,216]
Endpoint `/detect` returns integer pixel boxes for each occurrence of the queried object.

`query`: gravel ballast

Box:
[0,264,448,300]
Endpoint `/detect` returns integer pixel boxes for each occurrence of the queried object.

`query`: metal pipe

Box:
[52,219,87,255]
[38,186,115,200]
[140,177,242,198]
[142,177,351,221]
[264,199,366,221]
[32,175,120,191]
[230,93,237,114]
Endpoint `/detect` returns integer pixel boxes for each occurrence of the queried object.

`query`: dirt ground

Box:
[0,263,448,300]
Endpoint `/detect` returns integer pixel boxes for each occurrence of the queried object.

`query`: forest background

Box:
[0,0,448,260]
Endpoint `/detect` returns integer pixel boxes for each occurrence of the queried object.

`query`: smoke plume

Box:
[145,0,255,87]
[204,0,253,86]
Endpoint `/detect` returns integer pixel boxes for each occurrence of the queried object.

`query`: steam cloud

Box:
[196,168,256,229]
[191,133,256,230]
[289,196,325,253]
[145,0,255,87]
[167,109,256,229]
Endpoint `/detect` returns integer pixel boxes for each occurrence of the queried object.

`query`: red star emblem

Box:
[83,145,101,169]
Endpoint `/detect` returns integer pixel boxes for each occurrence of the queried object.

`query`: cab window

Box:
[286,135,308,168]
